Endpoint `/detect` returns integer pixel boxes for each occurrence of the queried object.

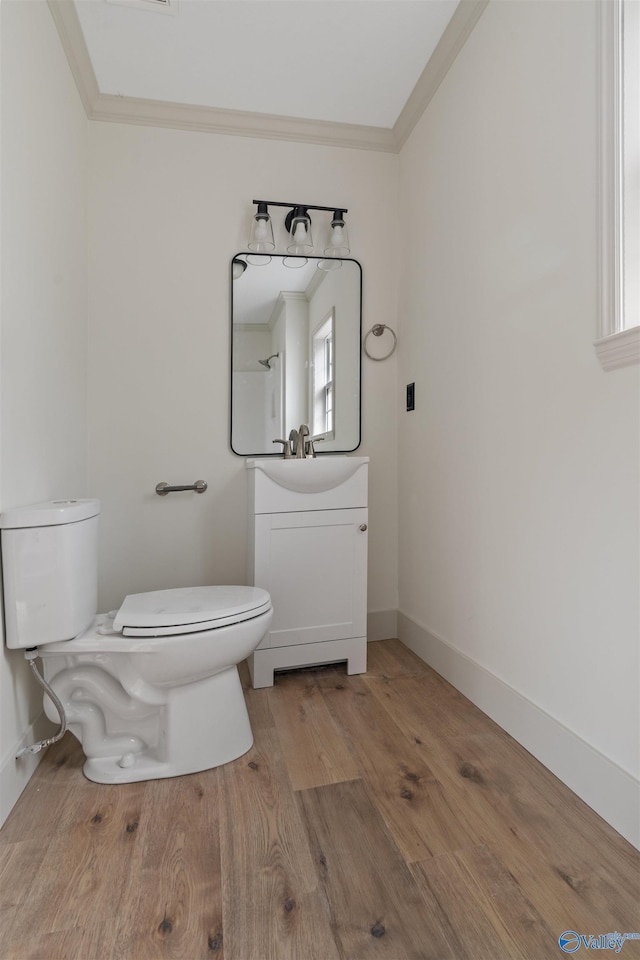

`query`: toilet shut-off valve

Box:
[272,437,296,458]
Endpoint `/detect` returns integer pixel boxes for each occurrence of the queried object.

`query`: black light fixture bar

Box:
[253,200,348,214]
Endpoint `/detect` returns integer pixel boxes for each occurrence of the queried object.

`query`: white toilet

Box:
[0,499,273,784]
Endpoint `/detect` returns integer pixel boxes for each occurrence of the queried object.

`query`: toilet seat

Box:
[113,585,272,637]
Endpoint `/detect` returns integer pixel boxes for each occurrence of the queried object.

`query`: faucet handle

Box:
[305,435,325,458]
[273,438,294,459]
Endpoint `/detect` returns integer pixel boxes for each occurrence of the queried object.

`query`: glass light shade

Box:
[283,256,308,269]
[248,205,275,253]
[287,208,313,254]
[232,257,247,279]
[324,215,350,257]
[317,258,342,272]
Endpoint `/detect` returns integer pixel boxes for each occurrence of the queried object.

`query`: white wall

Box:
[398,0,639,845]
[87,123,399,624]
[0,0,88,823]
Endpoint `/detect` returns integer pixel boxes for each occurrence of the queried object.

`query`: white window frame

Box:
[311,310,335,440]
[596,0,640,370]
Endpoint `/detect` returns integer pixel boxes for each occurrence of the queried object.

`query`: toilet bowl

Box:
[0,500,273,784]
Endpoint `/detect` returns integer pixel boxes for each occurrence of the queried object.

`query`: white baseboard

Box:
[398,612,640,850]
[367,609,398,642]
[0,712,51,829]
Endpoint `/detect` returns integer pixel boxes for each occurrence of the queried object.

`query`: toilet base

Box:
[69,664,254,784]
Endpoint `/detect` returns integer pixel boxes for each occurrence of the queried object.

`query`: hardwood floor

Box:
[1,639,638,959]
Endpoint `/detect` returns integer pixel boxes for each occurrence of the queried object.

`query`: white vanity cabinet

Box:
[246,457,368,688]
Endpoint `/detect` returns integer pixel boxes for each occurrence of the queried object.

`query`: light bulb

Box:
[248,203,275,253]
[330,225,344,247]
[324,212,349,257]
[287,208,312,254]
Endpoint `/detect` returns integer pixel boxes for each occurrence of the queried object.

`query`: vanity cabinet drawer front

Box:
[253,508,367,649]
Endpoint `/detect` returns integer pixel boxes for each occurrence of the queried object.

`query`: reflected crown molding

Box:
[48,0,488,154]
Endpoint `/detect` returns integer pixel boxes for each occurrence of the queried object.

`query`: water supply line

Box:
[15,648,68,758]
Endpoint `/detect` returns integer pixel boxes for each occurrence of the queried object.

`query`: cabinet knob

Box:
[359,523,368,532]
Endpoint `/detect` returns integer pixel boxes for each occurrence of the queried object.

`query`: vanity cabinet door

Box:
[253,508,368,649]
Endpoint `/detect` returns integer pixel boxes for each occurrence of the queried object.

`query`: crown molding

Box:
[47,0,100,115]
[305,266,327,300]
[90,93,397,152]
[48,0,487,154]
[393,0,489,150]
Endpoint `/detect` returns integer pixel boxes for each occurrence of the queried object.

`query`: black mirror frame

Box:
[229,253,363,457]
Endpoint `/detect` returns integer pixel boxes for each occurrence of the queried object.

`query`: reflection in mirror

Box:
[230,255,362,456]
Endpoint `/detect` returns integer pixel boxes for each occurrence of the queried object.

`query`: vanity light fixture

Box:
[248,200,350,265]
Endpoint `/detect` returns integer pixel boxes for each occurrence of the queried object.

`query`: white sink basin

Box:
[247,456,369,494]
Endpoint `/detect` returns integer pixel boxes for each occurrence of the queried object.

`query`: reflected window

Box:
[312,309,335,438]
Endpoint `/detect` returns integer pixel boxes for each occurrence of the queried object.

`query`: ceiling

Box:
[50,0,486,151]
[73,0,460,129]
[233,257,321,326]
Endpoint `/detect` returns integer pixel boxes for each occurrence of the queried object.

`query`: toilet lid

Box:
[113,585,271,637]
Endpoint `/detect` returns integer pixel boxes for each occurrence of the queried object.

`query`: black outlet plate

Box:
[406,382,415,411]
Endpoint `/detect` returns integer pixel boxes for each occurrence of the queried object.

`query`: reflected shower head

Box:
[259,353,279,369]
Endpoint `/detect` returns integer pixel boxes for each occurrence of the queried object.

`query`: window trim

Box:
[595,0,640,370]
[311,309,336,440]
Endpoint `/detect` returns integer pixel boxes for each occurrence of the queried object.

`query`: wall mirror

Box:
[230,254,362,456]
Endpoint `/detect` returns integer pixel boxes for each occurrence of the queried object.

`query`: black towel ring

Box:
[363,323,397,361]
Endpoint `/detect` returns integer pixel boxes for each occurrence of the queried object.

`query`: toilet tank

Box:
[0,499,100,649]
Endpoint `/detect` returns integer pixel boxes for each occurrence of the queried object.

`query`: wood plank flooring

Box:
[1,639,638,960]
